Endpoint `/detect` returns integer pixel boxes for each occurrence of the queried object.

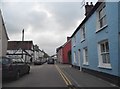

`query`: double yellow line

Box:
[55,64,75,89]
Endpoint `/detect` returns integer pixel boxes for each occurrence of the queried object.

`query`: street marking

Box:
[56,65,69,85]
[55,65,76,89]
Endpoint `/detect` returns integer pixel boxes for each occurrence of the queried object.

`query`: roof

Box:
[71,2,102,38]
[0,9,9,40]
[56,46,63,52]
[7,41,33,50]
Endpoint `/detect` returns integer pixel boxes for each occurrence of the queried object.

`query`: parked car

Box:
[47,58,54,64]
[34,59,42,65]
[1,57,30,80]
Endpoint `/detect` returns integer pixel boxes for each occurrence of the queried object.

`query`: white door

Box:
[78,49,82,71]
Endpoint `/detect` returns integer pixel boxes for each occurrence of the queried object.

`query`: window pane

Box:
[103,15,106,26]
[99,18,103,28]
[2,58,10,64]
[85,48,88,62]
[99,5,105,19]
[102,54,106,63]
[101,43,105,52]
[105,41,109,52]
[81,26,85,40]
[106,53,110,63]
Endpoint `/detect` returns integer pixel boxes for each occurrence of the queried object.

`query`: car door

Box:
[21,58,29,74]
[16,58,25,75]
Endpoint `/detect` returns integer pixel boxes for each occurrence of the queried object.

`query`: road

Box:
[2,63,67,87]
[2,63,119,88]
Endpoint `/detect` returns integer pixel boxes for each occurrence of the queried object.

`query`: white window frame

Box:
[83,47,88,65]
[98,40,111,69]
[96,2,108,32]
[73,51,76,64]
[81,25,85,42]
[73,36,76,47]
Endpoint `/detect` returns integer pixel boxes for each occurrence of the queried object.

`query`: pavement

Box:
[57,63,120,88]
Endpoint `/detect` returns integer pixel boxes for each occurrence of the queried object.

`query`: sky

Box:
[1,0,98,56]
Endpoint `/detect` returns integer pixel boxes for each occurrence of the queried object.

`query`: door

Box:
[78,49,82,71]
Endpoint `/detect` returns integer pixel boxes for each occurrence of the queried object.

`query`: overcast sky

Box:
[1,0,98,56]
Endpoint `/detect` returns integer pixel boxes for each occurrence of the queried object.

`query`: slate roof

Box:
[71,2,102,38]
[7,41,33,50]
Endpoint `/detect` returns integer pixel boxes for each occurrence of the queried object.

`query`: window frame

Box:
[98,40,112,69]
[73,36,76,47]
[73,51,77,64]
[96,2,108,32]
[81,25,86,42]
[83,47,88,65]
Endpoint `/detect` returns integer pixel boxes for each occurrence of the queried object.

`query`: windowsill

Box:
[96,24,108,33]
[98,64,112,70]
[81,39,85,43]
[83,63,89,66]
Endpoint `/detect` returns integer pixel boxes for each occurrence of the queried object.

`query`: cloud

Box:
[1,1,86,55]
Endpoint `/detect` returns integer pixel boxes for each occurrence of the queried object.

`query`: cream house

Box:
[0,10,9,57]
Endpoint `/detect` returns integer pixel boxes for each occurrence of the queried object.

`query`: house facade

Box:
[7,41,34,63]
[0,10,9,57]
[33,45,44,62]
[62,37,71,64]
[57,37,71,64]
[71,1,120,86]
[56,46,63,63]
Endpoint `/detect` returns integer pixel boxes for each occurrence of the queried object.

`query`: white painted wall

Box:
[0,11,8,57]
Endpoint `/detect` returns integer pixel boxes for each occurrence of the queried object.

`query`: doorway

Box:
[78,49,82,71]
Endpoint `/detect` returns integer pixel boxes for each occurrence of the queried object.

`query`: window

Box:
[98,40,111,68]
[81,25,85,42]
[83,47,88,65]
[73,36,76,47]
[73,51,76,64]
[96,2,107,31]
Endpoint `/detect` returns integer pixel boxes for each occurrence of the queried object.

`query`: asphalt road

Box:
[2,63,67,87]
[2,63,119,88]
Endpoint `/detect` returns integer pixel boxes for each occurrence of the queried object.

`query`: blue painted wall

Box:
[71,2,119,77]
[118,1,120,77]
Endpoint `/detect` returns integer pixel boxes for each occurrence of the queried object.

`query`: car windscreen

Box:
[2,58,11,64]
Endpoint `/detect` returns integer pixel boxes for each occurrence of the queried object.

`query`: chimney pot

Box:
[85,2,94,16]
[86,2,88,5]
[90,2,93,5]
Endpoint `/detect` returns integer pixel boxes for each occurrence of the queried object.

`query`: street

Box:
[2,63,119,89]
[2,63,67,87]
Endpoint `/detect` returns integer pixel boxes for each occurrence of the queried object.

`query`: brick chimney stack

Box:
[85,2,94,16]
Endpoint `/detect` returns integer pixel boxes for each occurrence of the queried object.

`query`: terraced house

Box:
[71,1,120,86]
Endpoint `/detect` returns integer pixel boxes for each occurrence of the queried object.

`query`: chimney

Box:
[85,2,94,16]
[67,37,71,41]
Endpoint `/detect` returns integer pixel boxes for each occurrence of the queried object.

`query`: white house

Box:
[33,45,44,62]
[0,10,9,57]
[7,41,34,63]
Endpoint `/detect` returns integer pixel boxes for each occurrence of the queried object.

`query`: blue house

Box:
[71,1,120,86]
